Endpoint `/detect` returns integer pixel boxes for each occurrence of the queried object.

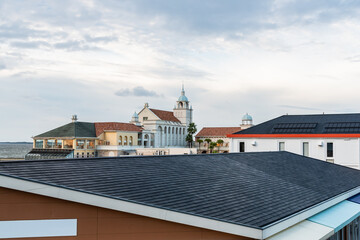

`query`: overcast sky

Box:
[1,0,360,141]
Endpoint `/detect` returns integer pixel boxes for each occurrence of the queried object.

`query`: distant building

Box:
[195,127,241,153]
[195,114,253,153]
[26,86,195,160]
[228,113,360,169]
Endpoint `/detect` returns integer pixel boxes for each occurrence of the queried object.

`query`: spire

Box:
[181,83,185,96]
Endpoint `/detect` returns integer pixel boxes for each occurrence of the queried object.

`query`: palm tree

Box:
[196,139,203,151]
[186,122,197,147]
[216,139,224,153]
[209,142,217,153]
[204,138,212,153]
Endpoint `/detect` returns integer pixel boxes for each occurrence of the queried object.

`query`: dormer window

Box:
[143,117,148,121]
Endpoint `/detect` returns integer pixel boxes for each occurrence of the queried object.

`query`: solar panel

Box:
[272,123,317,134]
[323,122,360,133]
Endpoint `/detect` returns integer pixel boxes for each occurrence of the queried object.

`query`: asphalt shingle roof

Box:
[35,122,96,138]
[233,113,360,135]
[0,152,359,229]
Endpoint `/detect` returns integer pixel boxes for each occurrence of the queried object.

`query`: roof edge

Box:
[227,133,360,138]
[0,174,262,239]
[262,186,360,238]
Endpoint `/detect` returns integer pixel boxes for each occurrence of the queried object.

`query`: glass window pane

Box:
[303,142,309,157]
[327,142,333,158]
[279,142,285,151]
[239,142,245,152]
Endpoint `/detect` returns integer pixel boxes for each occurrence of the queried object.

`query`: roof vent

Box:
[72,115,78,122]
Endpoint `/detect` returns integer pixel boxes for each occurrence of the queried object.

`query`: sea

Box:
[0,143,33,159]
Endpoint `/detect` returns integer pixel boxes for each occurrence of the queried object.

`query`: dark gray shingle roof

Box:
[0,152,359,229]
[233,113,360,135]
[35,122,96,138]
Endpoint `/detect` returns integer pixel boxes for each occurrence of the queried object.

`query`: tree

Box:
[186,134,193,147]
[186,123,197,148]
[196,139,203,151]
[216,139,224,153]
[204,138,212,153]
[209,142,217,153]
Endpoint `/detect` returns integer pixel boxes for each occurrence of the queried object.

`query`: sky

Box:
[1,0,360,141]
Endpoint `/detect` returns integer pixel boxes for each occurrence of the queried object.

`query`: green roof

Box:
[35,122,96,138]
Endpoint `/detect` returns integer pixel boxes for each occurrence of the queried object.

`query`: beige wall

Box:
[0,187,253,240]
[98,131,139,146]
[138,107,159,122]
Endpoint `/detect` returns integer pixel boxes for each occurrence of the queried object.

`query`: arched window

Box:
[119,136,122,145]
[129,136,133,146]
[176,128,178,134]
[124,136,128,145]
[179,102,183,108]
[168,127,171,134]
[172,127,174,134]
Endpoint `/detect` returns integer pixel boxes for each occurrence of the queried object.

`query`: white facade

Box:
[230,137,360,169]
[135,86,193,148]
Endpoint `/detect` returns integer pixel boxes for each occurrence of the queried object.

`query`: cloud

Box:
[278,105,323,111]
[0,62,6,70]
[0,22,49,40]
[53,40,98,51]
[10,41,51,49]
[115,86,162,97]
[345,55,360,63]
[84,34,118,43]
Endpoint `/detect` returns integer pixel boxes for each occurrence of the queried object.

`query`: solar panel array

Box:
[272,123,317,133]
[324,122,360,133]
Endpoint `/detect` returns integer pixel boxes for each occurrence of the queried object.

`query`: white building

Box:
[133,85,193,148]
[228,113,360,169]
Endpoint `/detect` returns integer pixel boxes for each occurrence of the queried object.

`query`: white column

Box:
[162,129,165,147]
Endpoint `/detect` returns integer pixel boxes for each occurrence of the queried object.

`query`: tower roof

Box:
[178,84,189,102]
[242,113,253,121]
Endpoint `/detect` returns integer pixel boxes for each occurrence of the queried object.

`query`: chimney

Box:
[72,115,78,122]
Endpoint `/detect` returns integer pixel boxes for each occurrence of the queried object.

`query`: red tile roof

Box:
[149,108,181,122]
[196,127,242,137]
[94,122,143,136]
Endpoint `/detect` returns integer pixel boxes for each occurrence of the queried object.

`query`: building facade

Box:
[195,114,253,154]
[228,113,360,169]
[136,85,193,148]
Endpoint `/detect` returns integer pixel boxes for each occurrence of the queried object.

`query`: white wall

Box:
[230,138,360,169]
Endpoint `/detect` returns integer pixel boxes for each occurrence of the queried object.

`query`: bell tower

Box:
[173,84,193,127]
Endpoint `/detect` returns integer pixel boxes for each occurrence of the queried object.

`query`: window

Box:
[86,140,95,149]
[46,140,55,148]
[76,140,85,149]
[129,136,133,146]
[35,140,43,148]
[327,142,334,158]
[303,142,309,157]
[279,142,285,151]
[119,136,122,145]
[124,136,128,145]
[239,142,245,152]
[143,117,148,121]
[55,140,62,148]
[63,140,73,149]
